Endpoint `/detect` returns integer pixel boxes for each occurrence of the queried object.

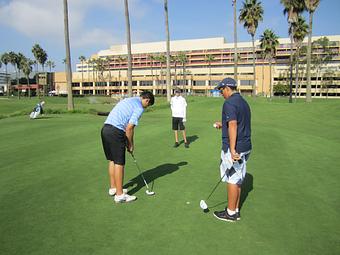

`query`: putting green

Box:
[0,97,339,255]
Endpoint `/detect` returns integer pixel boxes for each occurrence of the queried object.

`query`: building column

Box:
[80,81,83,95]
[136,80,140,95]
[152,80,156,95]
[106,81,110,96]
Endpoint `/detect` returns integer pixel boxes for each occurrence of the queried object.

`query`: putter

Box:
[199,170,227,211]
[130,153,155,196]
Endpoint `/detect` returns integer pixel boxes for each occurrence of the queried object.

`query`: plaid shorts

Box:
[220,149,251,185]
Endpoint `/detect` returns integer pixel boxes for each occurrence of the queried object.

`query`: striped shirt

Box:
[104,97,144,132]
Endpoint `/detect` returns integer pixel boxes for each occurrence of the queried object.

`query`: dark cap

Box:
[174,88,181,93]
[215,77,237,90]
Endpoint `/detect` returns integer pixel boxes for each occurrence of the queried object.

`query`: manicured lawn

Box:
[0,96,339,255]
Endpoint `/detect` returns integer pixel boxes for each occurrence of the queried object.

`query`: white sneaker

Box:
[114,193,137,203]
[108,188,127,196]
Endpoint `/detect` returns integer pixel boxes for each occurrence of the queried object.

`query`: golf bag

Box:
[29,103,44,119]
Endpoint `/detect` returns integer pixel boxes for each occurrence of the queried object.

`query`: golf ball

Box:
[186,201,190,204]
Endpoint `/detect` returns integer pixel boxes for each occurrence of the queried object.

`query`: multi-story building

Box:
[54,35,340,98]
[0,72,10,94]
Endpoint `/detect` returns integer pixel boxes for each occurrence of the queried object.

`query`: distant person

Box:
[29,101,45,119]
[212,78,252,222]
[170,89,189,148]
[101,91,155,203]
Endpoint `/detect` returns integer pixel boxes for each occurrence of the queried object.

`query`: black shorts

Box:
[172,117,185,130]
[101,124,127,165]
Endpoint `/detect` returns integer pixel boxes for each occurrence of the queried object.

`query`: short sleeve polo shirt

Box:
[221,92,252,153]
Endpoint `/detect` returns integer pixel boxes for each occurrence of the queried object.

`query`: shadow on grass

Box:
[31,116,55,120]
[124,161,188,195]
[178,135,199,146]
[207,173,254,210]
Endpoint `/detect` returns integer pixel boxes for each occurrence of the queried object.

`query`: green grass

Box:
[0,96,339,255]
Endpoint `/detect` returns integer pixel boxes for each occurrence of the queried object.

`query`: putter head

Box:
[199,200,208,210]
[146,190,155,196]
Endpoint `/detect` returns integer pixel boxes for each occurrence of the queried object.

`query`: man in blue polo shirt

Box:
[212,78,252,222]
[101,91,154,203]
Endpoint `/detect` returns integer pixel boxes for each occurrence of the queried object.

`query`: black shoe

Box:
[173,142,179,148]
[184,143,189,148]
[236,211,241,221]
[213,210,237,222]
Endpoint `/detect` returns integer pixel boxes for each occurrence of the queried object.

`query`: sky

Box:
[1,0,340,72]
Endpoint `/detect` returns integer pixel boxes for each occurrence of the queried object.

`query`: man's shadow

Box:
[179,135,199,145]
[209,173,254,210]
[124,161,188,195]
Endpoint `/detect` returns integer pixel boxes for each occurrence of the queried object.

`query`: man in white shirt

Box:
[170,89,189,148]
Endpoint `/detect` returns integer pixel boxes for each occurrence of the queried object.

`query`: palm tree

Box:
[1,53,10,97]
[158,54,166,95]
[281,0,305,103]
[117,55,126,92]
[16,53,26,99]
[177,53,188,94]
[79,56,86,87]
[8,52,19,97]
[148,54,156,89]
[289,15,308,100]
[312,37,333,96]
[205,54,215,96]
[304,0,320,102]
[21,58,33,98]
[171,55,178,87]
[259,29,279,99]
[63,0,74,110]
[46,60,55,73]
[124,0,133,97]
[232,0,238,81]
[239,0,264,97]
[32,44,42,73]
[164,0,171,101]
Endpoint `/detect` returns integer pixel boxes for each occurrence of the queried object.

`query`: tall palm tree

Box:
[148,54,156,88]
[158,54,166,95]
[171,55,178,87]
[8,52,19,97]
[117,55,126,91]
[1,53,10,97]
[281,0,305,103]
[46,60,55,73]
[289,15,308,100]
[239,0,264,97]
[124,0,133,97]
[32,44,42,73]
[164,0,171,101]
[79,56,86,87]
[177,53,188,94]
[16,53,26,99]
[21,58,33,98]
[205,54,215,96]
[232,0,238,81]
[304,0,320,102]
[63,0,74,110]
[259,29,279,99]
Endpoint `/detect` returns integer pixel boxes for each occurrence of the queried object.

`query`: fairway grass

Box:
[0,97,339,255]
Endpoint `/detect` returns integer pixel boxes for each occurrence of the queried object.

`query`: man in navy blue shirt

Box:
[212,78,252,222]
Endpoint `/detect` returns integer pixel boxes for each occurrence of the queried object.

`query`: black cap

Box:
[215,77,237,90]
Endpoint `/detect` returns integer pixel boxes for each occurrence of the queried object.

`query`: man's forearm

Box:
[228,120,238,153]
[125,124,134,147]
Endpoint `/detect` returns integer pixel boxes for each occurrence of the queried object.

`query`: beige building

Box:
[54,35,340,98]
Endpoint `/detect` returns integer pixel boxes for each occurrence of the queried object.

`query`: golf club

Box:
[130,153,155,196]
[199,170,227,211]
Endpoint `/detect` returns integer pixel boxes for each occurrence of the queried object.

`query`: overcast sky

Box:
[1,0,340,72]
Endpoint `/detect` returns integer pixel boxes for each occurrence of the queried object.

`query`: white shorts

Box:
[220,149,251,185]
